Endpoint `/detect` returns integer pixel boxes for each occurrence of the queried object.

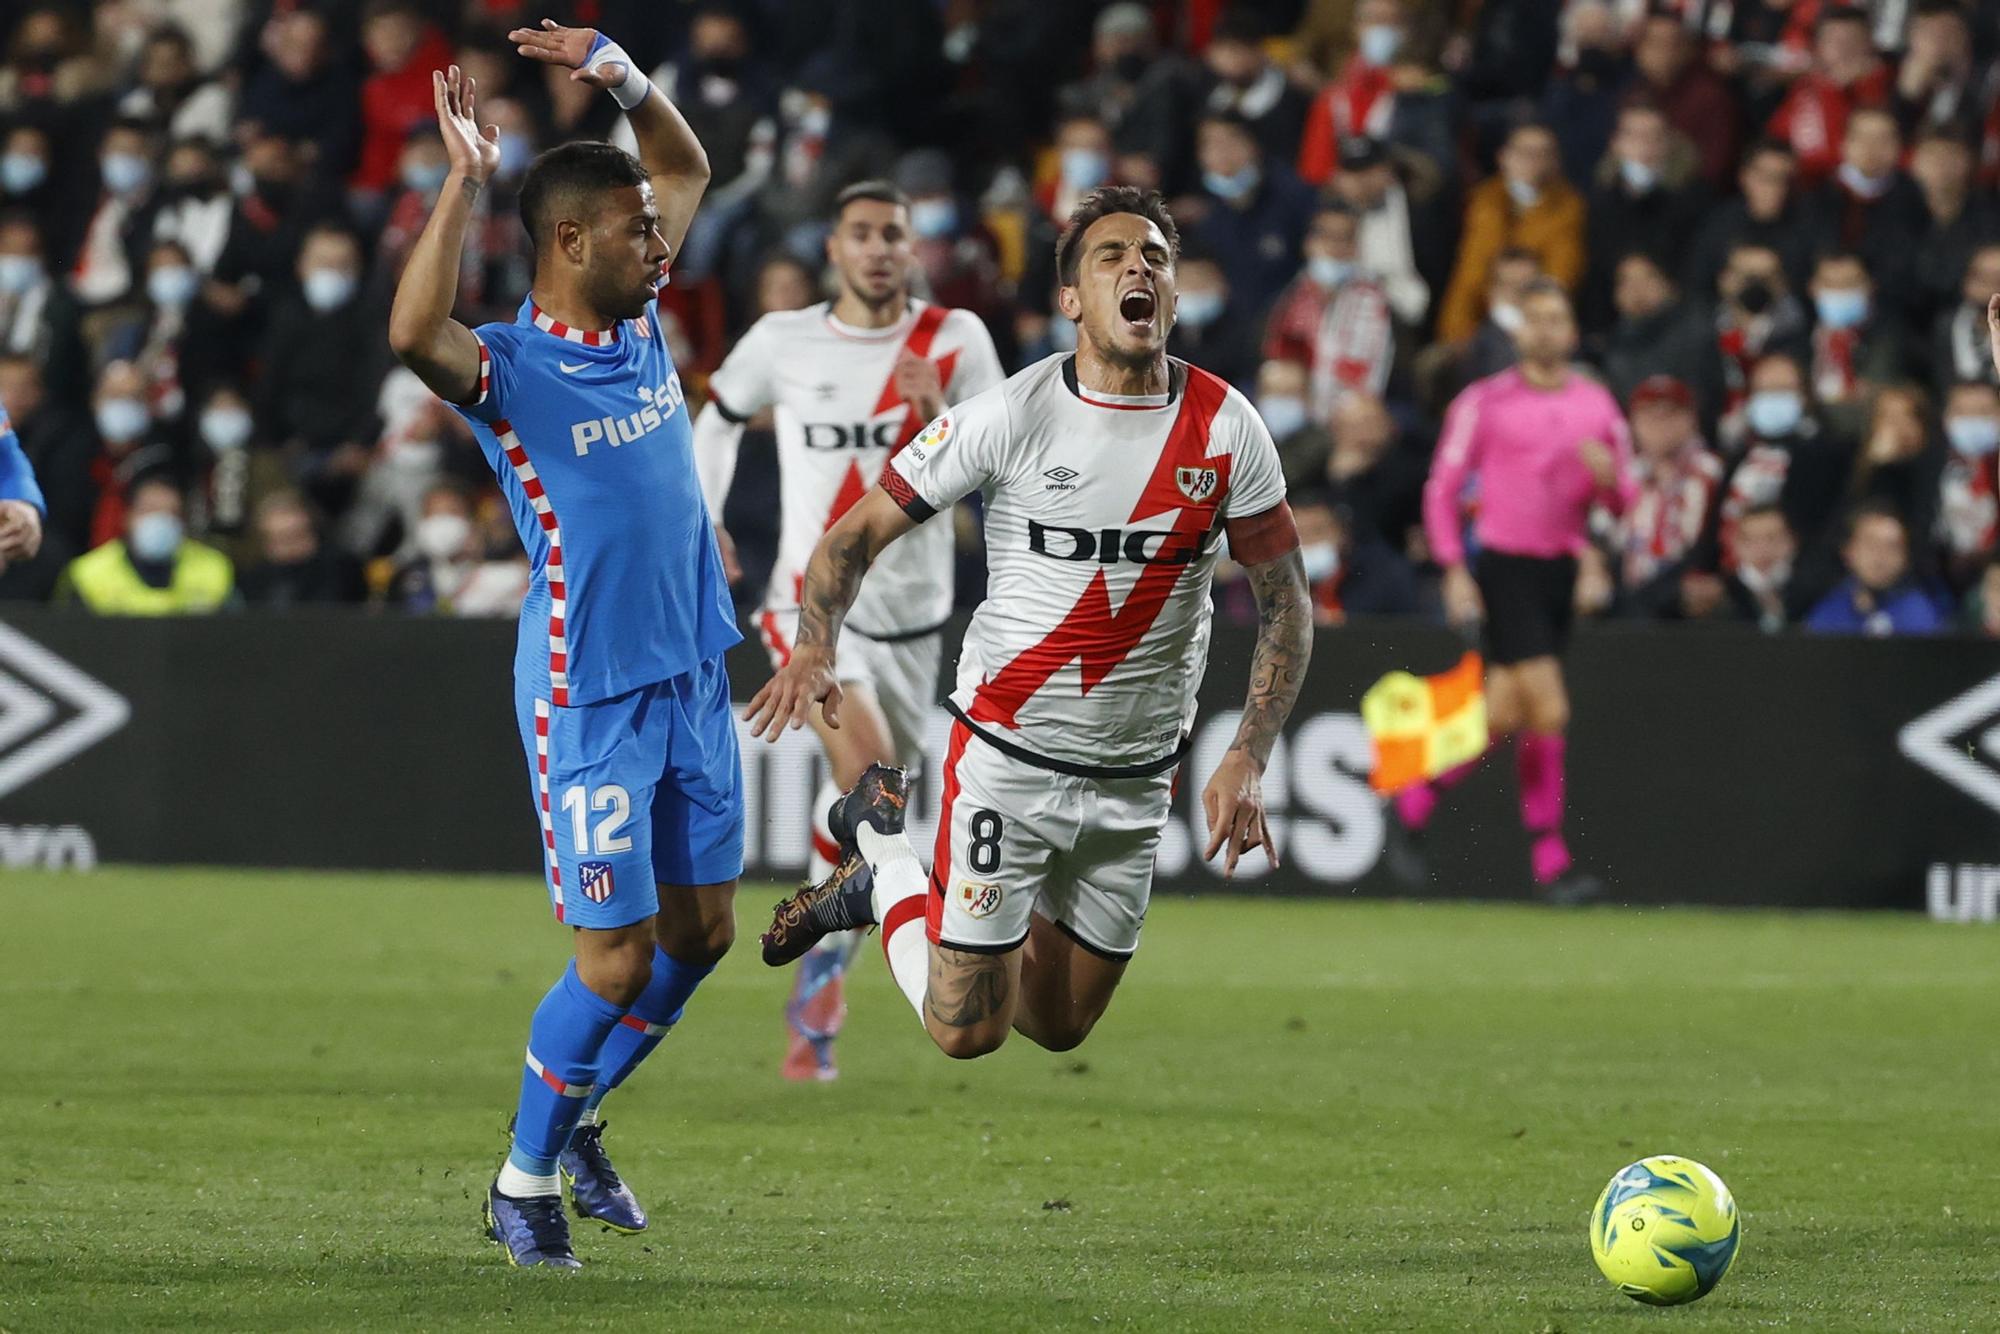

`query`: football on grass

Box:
[1589,1155,1741,1305]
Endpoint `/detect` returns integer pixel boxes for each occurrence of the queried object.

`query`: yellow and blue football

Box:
[1589,1155,1741,1306]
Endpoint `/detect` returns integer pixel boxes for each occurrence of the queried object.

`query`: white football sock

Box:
[858,824,929,1021]
[808,778,841,883]
[496,1160,560,1199]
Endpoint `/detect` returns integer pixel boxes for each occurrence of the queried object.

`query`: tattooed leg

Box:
[922,945,1023,1059]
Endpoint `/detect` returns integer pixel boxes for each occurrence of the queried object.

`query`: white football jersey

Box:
[706,299,1004,637]
[884,354,1288,770]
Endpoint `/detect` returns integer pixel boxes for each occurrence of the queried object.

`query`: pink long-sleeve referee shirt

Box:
[1423,367,1638,567]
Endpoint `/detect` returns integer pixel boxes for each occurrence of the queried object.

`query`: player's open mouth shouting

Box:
[1118,282,1157,335]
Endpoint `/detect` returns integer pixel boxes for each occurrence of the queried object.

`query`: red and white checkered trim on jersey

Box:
[617,1013,672,1037]
[529,300,617,346]
[496,419,570,706]
[524,1046,594,1098]
[471,332,492,404]
[533,698,564,921]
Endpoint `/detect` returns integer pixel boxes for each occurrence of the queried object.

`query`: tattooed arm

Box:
[1202,546,1313,876]
[742,486,918,739]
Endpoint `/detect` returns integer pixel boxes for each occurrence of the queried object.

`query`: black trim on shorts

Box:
[945,701,1187,779]
[1051,916,1134,963]
[709,393,750,425]
[847,617,952,644]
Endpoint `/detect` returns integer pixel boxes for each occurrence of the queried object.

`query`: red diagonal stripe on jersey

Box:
[968,367,1234,730]
[868,304,960,452]
[823,459,869,533]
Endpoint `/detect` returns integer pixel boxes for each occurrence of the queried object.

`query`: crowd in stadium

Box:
[3,0,2000,637]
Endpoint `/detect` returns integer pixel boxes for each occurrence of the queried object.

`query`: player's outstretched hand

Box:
[433,64,498,183]
[744,645,843,741]
[1988,294,2000,378]
[0,499,43,562]
[1202,748,1276,879]
[508,19,623,90]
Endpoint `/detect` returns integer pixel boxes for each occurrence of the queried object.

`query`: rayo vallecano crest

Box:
[1175,465,1218,503]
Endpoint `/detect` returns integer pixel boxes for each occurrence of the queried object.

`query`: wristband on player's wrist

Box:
[584,32,653,110]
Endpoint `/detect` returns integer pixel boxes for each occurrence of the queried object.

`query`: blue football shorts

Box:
[514,654,744,928]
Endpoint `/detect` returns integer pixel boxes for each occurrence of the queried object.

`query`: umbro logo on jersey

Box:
[1043,466,1080,492]
[558,361,590,374]
[814,382,838,400]
[1175,466,1219,503]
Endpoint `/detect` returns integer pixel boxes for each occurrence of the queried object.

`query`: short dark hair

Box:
[1845,497,1908,540]
[1054,185,1179,287]
[1816,3,1871,32]
[1740,501,1790,529]
[832,179,909,220]
[518,141,649,252]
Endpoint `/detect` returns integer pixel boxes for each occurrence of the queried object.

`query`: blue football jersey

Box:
[453,297,739,707]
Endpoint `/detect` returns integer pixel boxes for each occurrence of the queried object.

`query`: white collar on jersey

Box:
[1061,354,1180,409]
[823,299,923,341]
[528,299,618,346]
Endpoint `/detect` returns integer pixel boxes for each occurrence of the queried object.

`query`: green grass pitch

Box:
[2,868,1996,1332]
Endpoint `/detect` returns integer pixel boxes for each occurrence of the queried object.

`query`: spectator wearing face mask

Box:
[237,490,364,606]
[1436,123,1584,345]
[341,367,458,563]
[85,358,175,550]
[1296,0,1455,187]
[1935,379,2000,590]
[1805,500,1951,634]
[1613,376,1724,619]
[57,473,232,615]
[256,224,387,515]
[1537,1,1630,190]
[1683,141,1815,304]
[385,481,528,617]
[0,125,79,259]
[0,213,88,405]
[1252,358,1327,486]
[187,382,291,558]
[1581,104,1708,336]
[1055,3,1199,187]
[1291,491,1418,622]
[1713,243,1812,450]
[1036,113,1117,229]
[1801,108,1926,306]
[70,120,162,319]
[1626,11,1741,191]
[1200,13,1312,167]
[150,138,234,280]
[1424,246,1541,409]
[1325,136,1438,329]
[1717,351,1852,572]
[890,149,1006,325]
[1764,5,1889,187]
[1263,203,1394,424]
[1806,251,1910,438]
[1190,112,1316,319]
[1166,253,1258,389]
[352,1,454,202]
[97,239,202,429]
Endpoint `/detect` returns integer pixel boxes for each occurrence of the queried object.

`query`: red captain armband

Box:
[880,465,936,523]
[1224,501,1301,566]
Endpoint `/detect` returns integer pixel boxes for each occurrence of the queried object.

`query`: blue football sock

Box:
[507,961,628,1177]
[579,946,715,1117]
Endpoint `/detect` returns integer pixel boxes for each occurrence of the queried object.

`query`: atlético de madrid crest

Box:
[1175,466,1218,503]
